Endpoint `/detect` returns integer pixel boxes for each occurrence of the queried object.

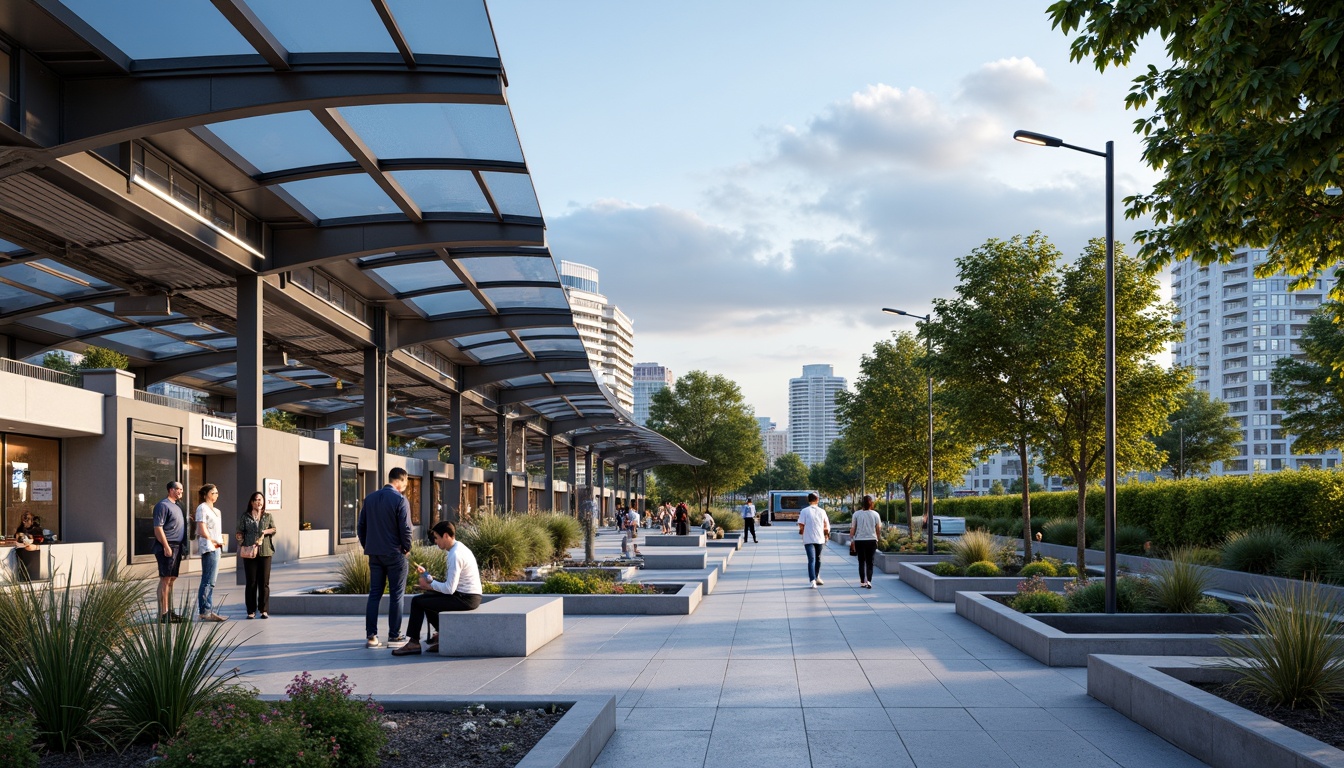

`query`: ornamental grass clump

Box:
[1041,518,1076,546]
[1116,525,1150,555]
[457,513,528,580]
[1277,540,1341,583]
[516,516,556,566]
[949,530,996,569]
[1148,548,1214,614]
[540,513,583,557]
[1214,583,1344,713]
[335,549,370,595]
[405,541,446,591]
[1221,526,1295,575]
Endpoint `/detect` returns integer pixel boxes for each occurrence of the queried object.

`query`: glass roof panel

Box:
[206,112,351,174]
[548,371,597,384]
[480,172,542,217]
[0,285,54,313]
[248,0,397,53]
[194,366,237,382]
[20,307,125,335]
[370,261,462,295]
[278,175,399,220]
[498,375,547,387]
[516,327,579,340]
[457,256,556,283]
[100,330,203,358]
[468,342,522,361]
[387,0,498,58]
[338,104,522,162]
[156,322,222,339]
[405,291,484,317]
[525,339,586,355]
[0,260,113,299]
[209,337,238,350]
[0,239,26,253]
[481,286,568,310]
[455,331,511,348]
[61,0,256,60]
[390,170,491,214]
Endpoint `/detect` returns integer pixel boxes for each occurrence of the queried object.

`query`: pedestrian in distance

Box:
[236,491,276,619]
[358,467,414,648]
[852,494,882,589]
[194,484,228,621]
[393,521,482,657]
[674,502,690,536]
[797,492,830,588]
[741,497,758,543]
[621,504,643,558]
[152,481,188,623]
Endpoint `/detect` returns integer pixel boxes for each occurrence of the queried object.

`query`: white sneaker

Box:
[809,580,816,588]
[815,578,825,586]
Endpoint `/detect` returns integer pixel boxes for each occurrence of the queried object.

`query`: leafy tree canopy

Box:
[1151,386,1242,478]
[1273,307,1344,454]
[1048,1,1344,285]
[647,370,764,510]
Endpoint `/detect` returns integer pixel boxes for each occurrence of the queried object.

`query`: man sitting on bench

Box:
[393,521,483,657]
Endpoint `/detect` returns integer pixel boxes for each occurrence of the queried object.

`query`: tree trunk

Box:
[1074,473,1087,571]
[1018,439,1033,561]
[902,479,915,536]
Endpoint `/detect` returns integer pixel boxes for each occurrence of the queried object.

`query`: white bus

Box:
[767,490,816,522]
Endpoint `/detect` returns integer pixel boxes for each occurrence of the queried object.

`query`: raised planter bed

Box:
[271,582,702,615]
[643,533,706,547]
[896,561,1075,602]
[954,590,1258,667]
[875,551,954,573]
[550,565,638,581]
[1088,655,1344,767]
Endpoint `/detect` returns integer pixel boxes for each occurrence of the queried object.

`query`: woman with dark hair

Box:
[194,484,227,621]
[235,491,276,619]
[674,502,690,536]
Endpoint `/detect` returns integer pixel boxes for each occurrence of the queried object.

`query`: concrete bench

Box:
[643,534,706,547]
[438,596,563,657]
[641,550,708,570]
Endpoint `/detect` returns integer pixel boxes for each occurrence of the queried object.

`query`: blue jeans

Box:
[804,543,823,582]
[197,548,219,616]
[366,553,408,639]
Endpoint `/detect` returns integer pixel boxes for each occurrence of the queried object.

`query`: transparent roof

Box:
[459,256,556,283]
[388,0,498,58]
[206,112,351,174]
[20,307,125,335]
[469,342,523,361]
[0,284,53,313]
[391,170,491,214]
[456,331,512,348]
[406,291,484,317]
[482,286,568,310]
[370,261,462,295]
[0,260,115,298]
[100,329,204,358]
[61,0,256,60]
[279,175,398,220]
[249,0,397,54]
[338,104,523,163]
[526,338,586,355]
[480,172,542,217]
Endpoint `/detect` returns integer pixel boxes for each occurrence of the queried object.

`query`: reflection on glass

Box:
[480,172,542,217]
[249,0,396,53]
[390,170,490,213]
[338,104,522,162]
[457,256,556,283]
[61,0,255,60]
[207,111,351,173]
[279,175,398,220]
[132,434,180,559]
[339,461,360,540]
[388,0,497,58]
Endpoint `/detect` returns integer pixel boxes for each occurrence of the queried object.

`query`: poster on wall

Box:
[31,480,52,502]
[264,478,282,510]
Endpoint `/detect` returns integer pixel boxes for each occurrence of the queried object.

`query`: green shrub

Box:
[1019,561,1058,578]
[1116,525,1150,555]
[159,700,334,768]
[1182,547,1223,567]
[930,562,962,577]
[406,541,447,590]
[458,514,528,579]
[964,561,1001,577]
[540,572,592,594]
[716,511,744,532]
[1041,518,1078,546]
[949,530,997,568]
[1065,576,1154,614]
[0,713,37,768]
[1148,549,1213,614]
[517,517,556,566]
[1222,526,1295,575]
[284,673,385,768]
[335,549,370,595]
[540,514,583,558]
[963,515,989,532]
[1083,518,1105,549]
[1011,590,1067,613]
[1056,563,1079,577]
[1215,583,1344,713]
[1277,540,1341,582]
[536,571,656,595]
[1194,596,1230,614]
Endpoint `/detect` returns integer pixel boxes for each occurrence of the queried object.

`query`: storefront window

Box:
[132,434,181,560]
[5,435,60,541]
[338,459,360,541]
[405,477,421,526]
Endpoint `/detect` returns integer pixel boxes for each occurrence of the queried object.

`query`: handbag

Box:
[239,543,259,559]
[849,539,857,556]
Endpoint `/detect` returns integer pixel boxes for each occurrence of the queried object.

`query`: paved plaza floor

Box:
[192,525,1208,768]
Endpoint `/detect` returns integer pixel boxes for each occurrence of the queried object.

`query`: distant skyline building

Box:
[787,364,846,466]
[757,416,788,465]
[560,260,635,412]
[633,362,675,426]
[1171,247,1339,475]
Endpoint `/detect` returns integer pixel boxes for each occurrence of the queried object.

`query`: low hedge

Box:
[917,469,1344,548]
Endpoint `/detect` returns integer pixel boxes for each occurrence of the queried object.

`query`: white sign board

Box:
[31,480,52,502]
[201,418,237,444]
[264,477,282,510]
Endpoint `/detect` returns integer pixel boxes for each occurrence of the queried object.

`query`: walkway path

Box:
[206,524,1207,768]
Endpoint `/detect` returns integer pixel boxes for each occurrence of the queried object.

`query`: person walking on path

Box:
[393,521,482,656]
[797,492,830,588]
[673,502,690,536]
[152,481,188,623]
[358,467,413,648]
[851,494,882,589]
[236,491,276,619]
[740,498,758,543]
[621,504,642,558]
[194,484,228,621]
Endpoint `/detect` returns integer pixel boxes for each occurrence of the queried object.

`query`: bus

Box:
[768,490,816,522]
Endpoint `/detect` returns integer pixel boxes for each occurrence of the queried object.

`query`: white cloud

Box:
[956,56,1052,116]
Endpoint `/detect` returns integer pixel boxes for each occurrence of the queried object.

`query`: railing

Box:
[133,390,234,419]
[0,358,82,387]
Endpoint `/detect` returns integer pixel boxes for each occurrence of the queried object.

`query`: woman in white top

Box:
[851,494,883,589]
[194,484,228,621]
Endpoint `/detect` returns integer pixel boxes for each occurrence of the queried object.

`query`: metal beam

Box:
[462,357,589,389]
[209,0,291,70]
[497,382,601,405]
[371,0,417,68]
[548,415,621,436]
[143,351,237,386]
[262,385,352,409]
[316,406,364,428]
[256,158,527,185]
[267,219,544,274]
[566,430,630,447]
[396,310,571,348]
[311,108,422,223]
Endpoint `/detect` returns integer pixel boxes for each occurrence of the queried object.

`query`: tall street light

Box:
[881,307,936,556]
[1013,128,1117,614]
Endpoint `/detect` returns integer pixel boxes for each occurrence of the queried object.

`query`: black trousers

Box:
[743,517,757,541]
[407,591,482,642]
[243,555,271,614]
[854,540,878,583]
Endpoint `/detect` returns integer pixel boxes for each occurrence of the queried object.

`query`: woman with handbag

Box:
[851,495,882,589]
[235,491,276,619]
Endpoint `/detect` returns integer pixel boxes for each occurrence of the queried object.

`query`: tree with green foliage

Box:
[1008,478,1044,494]
[836,332,975,533]
[1035,239,1189,567]
[1152,386,1242,478]
[989,480,1006,496]
[771,453,811,490]
[262,409,299,434]
[925,233,1062,559]
[1274,308,1344,454]
[1047,2,1344,285]
[42,346,130,374]
[809,440,864,507]
[647,370,764,511]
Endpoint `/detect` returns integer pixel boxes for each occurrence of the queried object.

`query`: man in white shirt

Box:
[797,492,830,588]
[741,498,758,543]
[394,521,483,656]
[621,505,643,558]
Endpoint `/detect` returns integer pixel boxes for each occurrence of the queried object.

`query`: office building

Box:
[633,362,674,426]
[1171,247,1339,474]
[757,416,788,465]
[788,364,846,466]
[953,449,1064,495]
[560,261,635,412]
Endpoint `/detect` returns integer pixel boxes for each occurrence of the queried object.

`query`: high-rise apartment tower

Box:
[787,364,846,466]
[559,261,635,412]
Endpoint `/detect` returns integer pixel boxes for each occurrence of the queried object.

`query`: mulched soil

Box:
[1192,682,1344,750]
[35,707,565,768]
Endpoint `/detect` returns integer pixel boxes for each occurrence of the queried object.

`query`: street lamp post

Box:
[1013,129,1117,614]
[881,307,936,556]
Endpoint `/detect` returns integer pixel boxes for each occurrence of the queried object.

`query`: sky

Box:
[488,0,1170,428]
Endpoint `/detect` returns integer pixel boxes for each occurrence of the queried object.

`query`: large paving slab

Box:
[172,523,1209,767]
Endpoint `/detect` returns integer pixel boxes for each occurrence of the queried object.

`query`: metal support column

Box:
[235,274,263,584]
[542,436,555,512]
[447,392,463,523]
[595,455,606,522]
[567,444,578,515]
[495,412,509,513]
[363,308,388,484]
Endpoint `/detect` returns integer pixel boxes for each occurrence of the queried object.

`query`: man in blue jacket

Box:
[358,467,413,648]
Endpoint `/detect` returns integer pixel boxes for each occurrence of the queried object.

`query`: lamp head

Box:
[1013,129,1063,148]
[881,307,908,317]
